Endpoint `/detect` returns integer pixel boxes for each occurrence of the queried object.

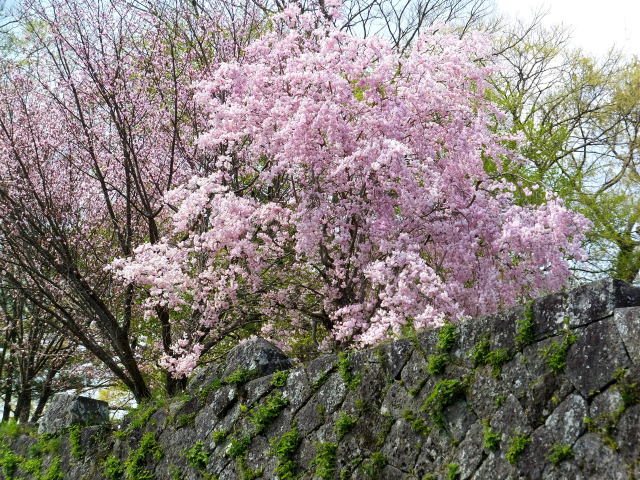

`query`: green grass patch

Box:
[184,441,208,471]
[446,463,461,480]
[224,368,257,386]
[482,422,500,451]
[212,430,228,445]
[124,432,163,480]
[539,330,576,373]
[227,435,252,459]
[337,352,362,390]
[426,353,448,375]
[436,323,459,352]
[271,370,290,388]
[515,304,535,348]
[421,379,466,428]
[103,455,125,480]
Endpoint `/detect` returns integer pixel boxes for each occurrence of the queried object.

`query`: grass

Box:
[401,409,431,436]
[224,368,257,386]
[212,430,228,445]
[103,455,125,480]
[436,323,459,352]
[124,432,163,480]
[421,379,466,428]
[271,370,290,387]
[446,463,461,480]
[337,352,362,390]
[69,424,83,457]
[227,435,252,459]
[515,303,535,348]
[426,353,448,375]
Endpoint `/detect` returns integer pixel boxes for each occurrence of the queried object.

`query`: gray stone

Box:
[573,433,628,479]
[614,306,640,365]
[566,321,629,396]
[381,419,423,472]
[38,394,109,434]
[222,337,292,379]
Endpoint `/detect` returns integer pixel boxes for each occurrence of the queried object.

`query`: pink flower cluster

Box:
[113,7,589,376]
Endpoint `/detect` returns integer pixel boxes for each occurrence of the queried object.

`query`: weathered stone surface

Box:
[38,394,109,434]
[222,337,292,378]
[614,306,640,364]
[573,433,628,479]
[566,321,629,396]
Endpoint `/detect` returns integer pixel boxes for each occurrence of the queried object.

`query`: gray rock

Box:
[573,433,627,480]
[38,394,109,435]
[222,337,292,379]
[614,306,640,365]
[566,321,629,396]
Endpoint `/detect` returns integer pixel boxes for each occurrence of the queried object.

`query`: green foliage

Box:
[271,370,290,388]
[248,392,289,434]
[482,423,500,451]
[337,352,362,390]
[224,369,257,386]
[42,457,63,480]
[426,353,448,375]
[184,441,208,471]
[69,424,83,457]
[124,432,163,480]
[311,370,332,391]
[0,447,21,479]
[0,421,23,440]
[334,413,357,440]
[446,463,461,480]
[311,442,338,480]
[175,412,197,428]
[212,430,228,444]
[270,428,301,480]
[227,435,252,459]
[505,434,530,464]
[614,368,640,407]
[540,330,576,373]
[470,336,491,366]
[236,458,263,480]
[23,457,43,476]
[197,378,223,401]
[360,452,386,479]
[421,379,466,428]
[401,410,431,436]
[485,348,511,376]
[103,455,125,480]
[436,323,459,352]
[546,444,573,464]
[516,305,535,348]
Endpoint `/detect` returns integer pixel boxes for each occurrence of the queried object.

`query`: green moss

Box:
[103,455,125,480]
[311,442,338,480]
[426,353,448,376]
[505,434,530,464]
[0,421,24,440]
[270,428,301,480]
[0,447,21,480]
[69,424,83,457]
[436,323,459,352]
[236,458,263,480]
[175,412,197,428]
[515,304,535,348]
[272,370,290,388]
[470,335,491,366]
[249,391,289,434]
[334,413,357,440]
[42,457,63,480]
[124,432,163,480]
[212,430,228,445]
[401,410,431,436]
[337,352,362,390]
[482,422,500,451]
[197,378,223,401]
[494,395,507,407]
[227,435,252,459]
[485,348,511,376]
[421,379,466,428]
[614,368,640,407]
[446,463,461,480]
[408,378,427,397]
[184,441,208,471]
[546,444,573,464]
[375,413,394,447]
[360,452,386,479]
[224,368,257,385]
[540,330,576,373]
[311,370,333,392]
[23,457,43,476]
[129,402,159,431]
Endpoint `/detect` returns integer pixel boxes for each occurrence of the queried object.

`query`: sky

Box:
[495,0,640,58]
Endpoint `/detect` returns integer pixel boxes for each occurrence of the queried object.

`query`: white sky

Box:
[495,0,640,58]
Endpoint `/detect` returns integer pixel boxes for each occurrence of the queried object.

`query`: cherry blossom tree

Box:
[113,6,589,377]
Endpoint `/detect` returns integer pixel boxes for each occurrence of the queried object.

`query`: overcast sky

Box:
[495,0,640,58]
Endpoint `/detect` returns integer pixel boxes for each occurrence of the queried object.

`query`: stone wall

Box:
[2,278,640,480]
